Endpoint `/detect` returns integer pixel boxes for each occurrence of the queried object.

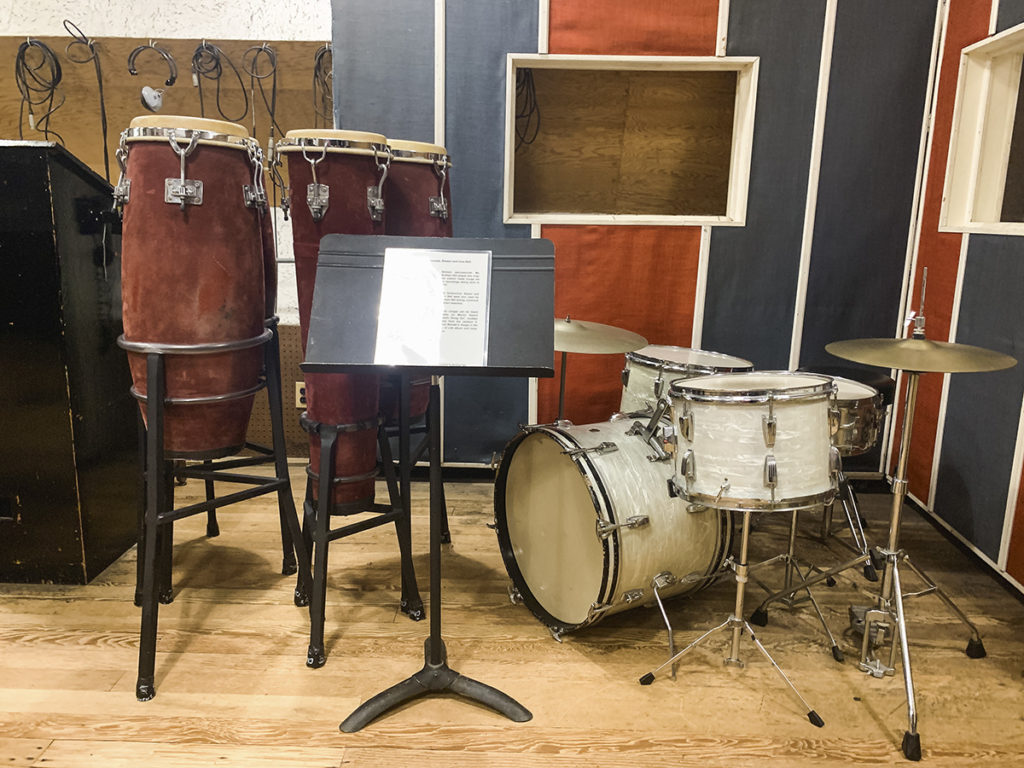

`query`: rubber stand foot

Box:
[136,680,155,701]
[306,645,326,669]
[401,599,426,622]
[863,563,879,582]
[749,606,768,627]
[281,558,298,576]
[966,637,987,659]
[902,731,922,761]
[206,523,220,538]
[639,672,655,686]
[825,576,837,587]
[832,645,845,663]
[294,589,310,608]
[158,588,174,605]
[808,710,824,728]
[133,593,142,608]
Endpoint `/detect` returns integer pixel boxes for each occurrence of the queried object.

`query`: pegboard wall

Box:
[246,324,307,458]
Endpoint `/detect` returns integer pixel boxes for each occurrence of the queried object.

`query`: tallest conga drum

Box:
[118,116,270,458]
[276,130,391,511]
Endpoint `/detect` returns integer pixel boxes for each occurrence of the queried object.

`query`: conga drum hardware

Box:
[388,140,451,220]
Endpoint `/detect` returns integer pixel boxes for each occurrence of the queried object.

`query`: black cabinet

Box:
[0,141,136,583]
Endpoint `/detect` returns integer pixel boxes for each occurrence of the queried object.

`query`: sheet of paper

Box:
[373,248,491,367]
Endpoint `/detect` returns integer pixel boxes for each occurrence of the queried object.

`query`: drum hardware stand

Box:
[297,403,426,668]
[639,508,825,729]
[125,317,311,701]
[627,397,673,462]
[818,468,878,581]
[747,508,845,663]
[341,380,532,732]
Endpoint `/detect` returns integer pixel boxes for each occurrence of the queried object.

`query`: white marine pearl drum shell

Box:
[670,372,838,511]
[620,345,753,414]
[494,418,731,632]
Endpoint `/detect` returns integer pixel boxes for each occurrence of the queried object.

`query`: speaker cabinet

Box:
[0,141,137,583]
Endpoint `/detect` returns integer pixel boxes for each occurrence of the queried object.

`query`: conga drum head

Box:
[126,114,252,145]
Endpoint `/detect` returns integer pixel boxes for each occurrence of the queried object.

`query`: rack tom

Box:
[621,345,753,414]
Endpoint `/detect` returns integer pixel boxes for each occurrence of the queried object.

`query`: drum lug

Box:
[307,183,330,221]
[622,589,645,604]
[651,571,677,590]
[682,449,696,483]
[829,406,841,435]
[829,445,842,476]
[113,178,131,209]
[678,412,693,443]
[429,195,448,219]
[653,373,665,399]
[764,454,778,489]
[563,441,617,458]
[243,184,267,209]
[596,515,650,539]
[621,366,630,388]
[762,414,777,448]
[366,185,384,222]
[165,178,203,207]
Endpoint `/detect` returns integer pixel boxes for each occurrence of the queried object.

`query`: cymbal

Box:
[553,317,648,354]
[826,337,1017,373]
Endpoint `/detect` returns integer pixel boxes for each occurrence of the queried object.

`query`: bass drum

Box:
[494,418,731,634]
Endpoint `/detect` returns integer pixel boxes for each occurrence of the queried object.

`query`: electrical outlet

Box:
[295,381,306,409]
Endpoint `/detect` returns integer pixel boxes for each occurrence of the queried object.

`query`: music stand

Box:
[303,233,555,731]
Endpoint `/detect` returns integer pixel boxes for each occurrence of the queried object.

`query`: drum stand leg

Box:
[819,470,877,582]
[747,511,844,663]
[341,380,531,732]
[639,510,824,729]
[650,579,677,681]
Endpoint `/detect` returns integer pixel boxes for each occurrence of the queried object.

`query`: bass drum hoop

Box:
[493,426,620,634]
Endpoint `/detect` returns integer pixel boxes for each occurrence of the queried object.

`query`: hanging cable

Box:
[242,43,284,138]
[515,68,540,149]
[64,20,110,182]
[191,41,249,123]
[312,43,333,129]
[15,38,65,144]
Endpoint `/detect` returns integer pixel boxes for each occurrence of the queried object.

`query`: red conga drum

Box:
[380,139,454,421]
[118,116,271,458]
[276,129,391,511]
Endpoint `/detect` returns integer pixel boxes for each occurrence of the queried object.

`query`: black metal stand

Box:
[129,317,310,701]
[340,381,532,731]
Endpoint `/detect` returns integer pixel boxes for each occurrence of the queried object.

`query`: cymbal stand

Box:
[640,509,825,729]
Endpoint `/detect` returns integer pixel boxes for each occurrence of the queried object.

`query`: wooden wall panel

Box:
[902,0,991,502]
[0,37,330,185]
[537,225,702,425]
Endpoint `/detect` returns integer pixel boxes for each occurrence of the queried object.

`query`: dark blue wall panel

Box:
[801,0,937,370]
[331,0,435,140]
[997,0,1024,31]
[935,236,1024,560]
[442,0,538,463]
[703,0,826,368]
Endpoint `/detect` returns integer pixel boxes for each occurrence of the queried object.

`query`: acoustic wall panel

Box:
[547,0,718,55]
[442,0,538,462]
[934,238,1024,561]
[902,0,991,502]
[997,0,1024,30]
[331,0,435,140]
[702,0,826,369]
[801,0,937,371]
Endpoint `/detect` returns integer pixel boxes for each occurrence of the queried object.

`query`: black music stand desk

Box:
[303,234,554,731]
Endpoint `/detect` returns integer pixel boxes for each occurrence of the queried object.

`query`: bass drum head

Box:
[495,430,607,630]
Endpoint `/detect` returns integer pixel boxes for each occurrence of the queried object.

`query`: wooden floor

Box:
[2,464,1023,767]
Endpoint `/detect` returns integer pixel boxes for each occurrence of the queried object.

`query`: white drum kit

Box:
[493,300,1016,761]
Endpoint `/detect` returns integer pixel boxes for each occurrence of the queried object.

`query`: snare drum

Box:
[118,115,270,458]
[670,372,839,511]
[277,129,391,509]
[621,345,753,414]
[832,377,883,456]
[494,418,731,633]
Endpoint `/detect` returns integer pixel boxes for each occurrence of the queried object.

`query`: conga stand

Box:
[126,317,311,700]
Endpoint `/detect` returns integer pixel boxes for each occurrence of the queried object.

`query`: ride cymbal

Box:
[553,317,648,354]
[826,337,1016,373]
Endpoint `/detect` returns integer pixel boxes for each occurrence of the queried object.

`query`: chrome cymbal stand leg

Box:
[640,510,824,728]
[650,577,677,681]
[890,556,920,760]
[899,555,986,657]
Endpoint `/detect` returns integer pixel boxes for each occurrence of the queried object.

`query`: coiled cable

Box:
[15,38,64,144]
[191,41,248,123]
[64,20,110,181]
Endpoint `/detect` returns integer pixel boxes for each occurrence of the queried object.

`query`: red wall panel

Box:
[897,0,991,502]
[1009,460,1024,583]
[538,225,703,424]
[540,1,719,424]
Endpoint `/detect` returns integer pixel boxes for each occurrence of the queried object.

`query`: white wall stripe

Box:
[538,0,550,55]
[990,0,1001,35]
[434,0,446,145]
[887,0,950,485]
[691,225,712,349]
[528,223,542,423]
[716,0,729,57]
[787,0,836,371]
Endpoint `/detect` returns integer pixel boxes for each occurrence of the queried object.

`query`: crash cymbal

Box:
[826,337,1017,373]
[553,317,648,354]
